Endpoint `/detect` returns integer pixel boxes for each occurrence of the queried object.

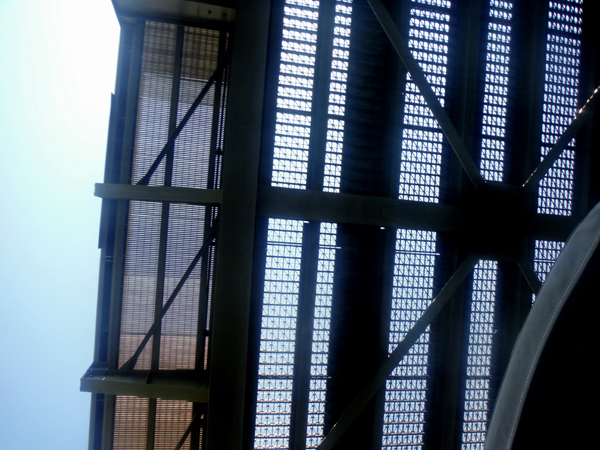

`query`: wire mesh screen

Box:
[159,26,221,370]
[154,400,194,450]
[537,0,582,216]
[120,22,177,369]
[113,396,149,450]
[119,21,225,371]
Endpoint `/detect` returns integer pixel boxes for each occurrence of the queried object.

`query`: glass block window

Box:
[461,260,498,450]
[383,229,438,450]
[479,1,513,182]
[255,219,304,449]
[398,0,451,203]
[324,0,352,192]
[537,0,582,216]
[272,0,320,189]
[306,223,338,449]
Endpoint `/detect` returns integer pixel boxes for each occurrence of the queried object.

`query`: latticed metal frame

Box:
[250,1,595,450]
[84,1,599,450]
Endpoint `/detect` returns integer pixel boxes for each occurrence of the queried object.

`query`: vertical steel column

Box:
[204,1,271,449]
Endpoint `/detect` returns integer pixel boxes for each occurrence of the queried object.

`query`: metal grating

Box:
[398,0,451,203]
[461,260,498,450]
[113,396,149,450]
[306,222,338,449]
[537,0,582,216]
[384,1,450,448]
[272,0,320,189]
[255,219,305,449]
[154,400,193,450]
[383,229,438,450]
[118,22,225,372]
[479,1,513,182]
[323,0,352,193]
[120,22,177,369]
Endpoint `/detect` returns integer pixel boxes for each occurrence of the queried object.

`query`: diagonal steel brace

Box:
[523,84,600,192]
[315,255,478,450]
[367,0,485,190]
[136,47,232,186]
[120,219,219,372]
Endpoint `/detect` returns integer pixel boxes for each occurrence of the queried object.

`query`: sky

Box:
[0,1,120,448]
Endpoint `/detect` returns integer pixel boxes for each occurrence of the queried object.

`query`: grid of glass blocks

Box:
[323,0,352,192]
[383,229,438,450]
[272,0,320,189]
[537,0,582,216]
[255,219,305,450]
[479,1,513,182]
[305,223,338,449]
[461,260,498,450]
[398,0,451,203]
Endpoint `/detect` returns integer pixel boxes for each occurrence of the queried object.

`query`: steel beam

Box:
[367,0,485,190]
[204,0,270,448]
[95,183,222,205]
[81,374,208,403]
[315,255,478,450]
[113,0,236,26]
[256,186,580,242]
[523,84,600,192]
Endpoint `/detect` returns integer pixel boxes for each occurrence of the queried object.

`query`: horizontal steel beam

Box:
[80,373,208,402]
[95,183,222,205]
[113,0,236,25]
[256,186,464,232]
[95,184,580,242]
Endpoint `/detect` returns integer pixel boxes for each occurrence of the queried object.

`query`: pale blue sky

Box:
[0,1,119,448]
